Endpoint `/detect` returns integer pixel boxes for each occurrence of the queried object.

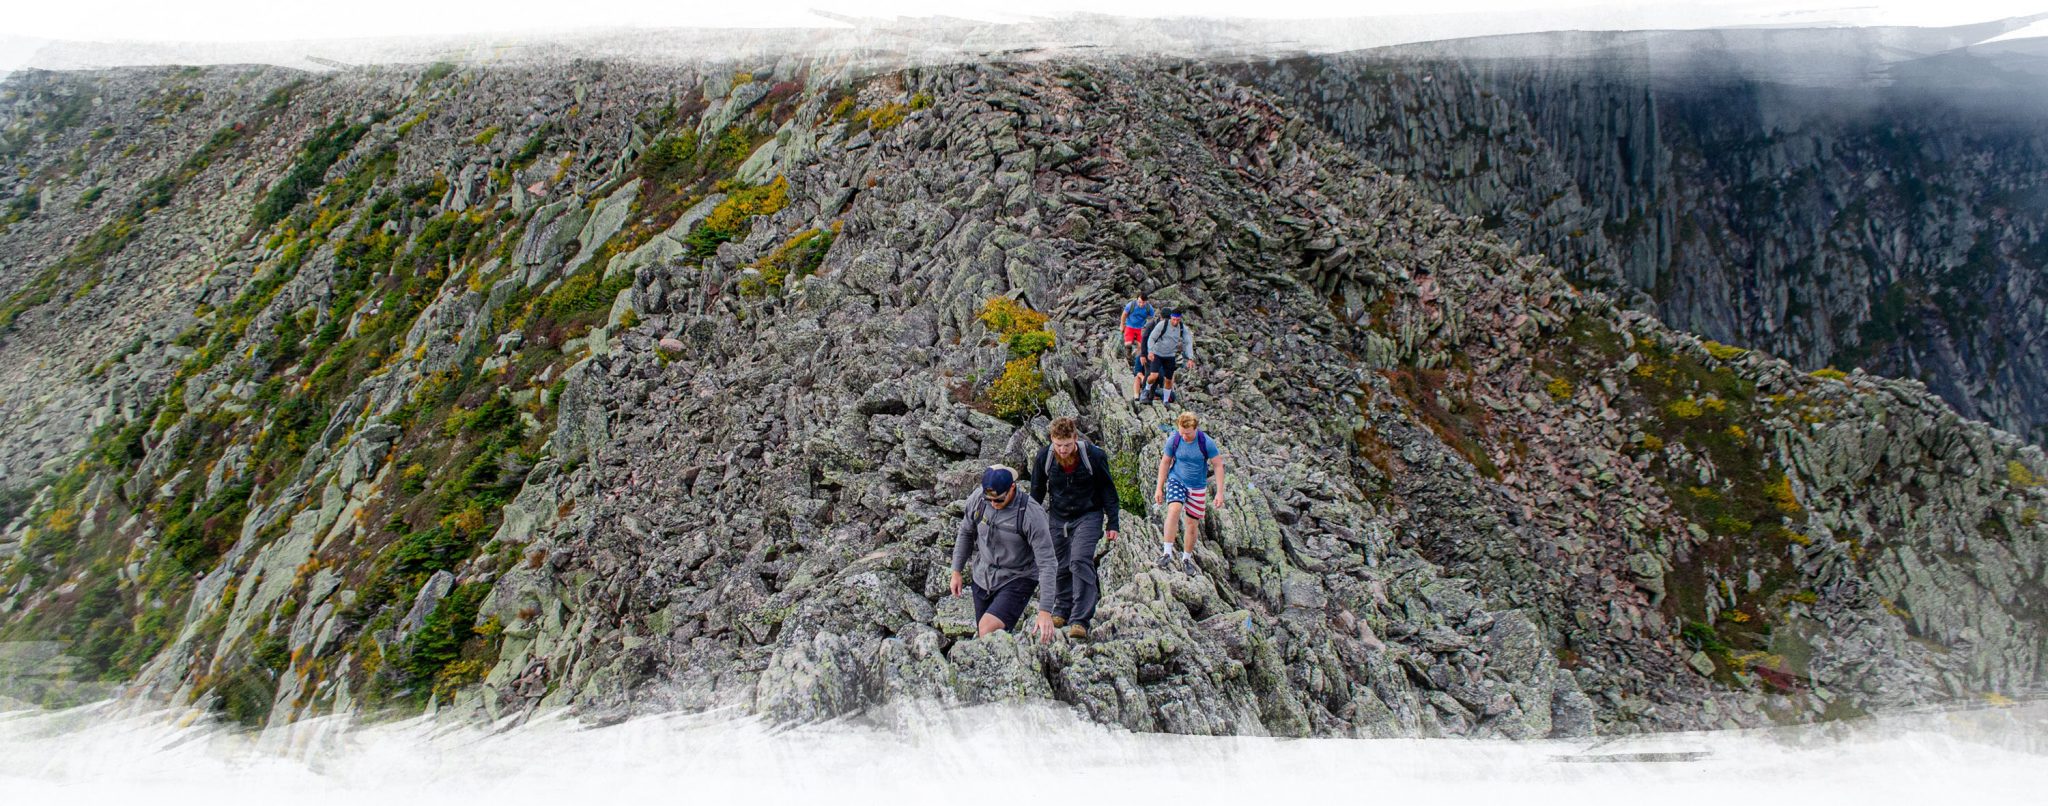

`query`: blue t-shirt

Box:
[1123,301,1155,329]
[1165,432,1222,489]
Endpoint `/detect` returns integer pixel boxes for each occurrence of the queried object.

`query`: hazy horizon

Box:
[4,1,2046,77]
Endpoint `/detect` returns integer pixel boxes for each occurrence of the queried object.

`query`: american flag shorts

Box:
[1165,478,1207,520]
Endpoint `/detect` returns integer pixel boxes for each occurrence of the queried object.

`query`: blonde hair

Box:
[1049,416,1079,440]
[1176,411,1199,429]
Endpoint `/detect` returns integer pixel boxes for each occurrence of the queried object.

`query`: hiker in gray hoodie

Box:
[950,465,1061,642]
[1142,310,1195,405]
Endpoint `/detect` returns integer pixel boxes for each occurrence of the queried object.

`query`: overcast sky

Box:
[2,0,2043,76]
[4,1,2045,43]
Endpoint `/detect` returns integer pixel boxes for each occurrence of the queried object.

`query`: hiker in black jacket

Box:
[1030,416,1121,640]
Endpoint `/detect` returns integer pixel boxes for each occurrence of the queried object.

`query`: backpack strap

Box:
[1168,431,1214,457]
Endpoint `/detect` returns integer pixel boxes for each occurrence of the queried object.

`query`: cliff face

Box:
[0,55,2042,737]
[1245,31,2048,447]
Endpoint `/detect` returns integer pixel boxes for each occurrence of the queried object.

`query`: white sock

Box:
[1160,542,1174,556]
[1180,551,1192,561]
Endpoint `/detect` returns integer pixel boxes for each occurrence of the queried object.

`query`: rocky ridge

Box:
[1243,32,2048,445]
[0,56,2042,738]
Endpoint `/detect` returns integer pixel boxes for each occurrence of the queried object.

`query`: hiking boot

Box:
[1181,555,1199,576]
[1067,624,1089,640]
[1155,551,1174,571]
[1051,615,1067,629]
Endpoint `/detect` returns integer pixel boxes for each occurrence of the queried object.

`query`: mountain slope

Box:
[0,57,2042,736]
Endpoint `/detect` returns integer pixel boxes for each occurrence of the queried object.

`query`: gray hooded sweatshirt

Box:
[951,491,1060,601]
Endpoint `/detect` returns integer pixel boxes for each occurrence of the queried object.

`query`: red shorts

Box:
[1122,325,1143,344]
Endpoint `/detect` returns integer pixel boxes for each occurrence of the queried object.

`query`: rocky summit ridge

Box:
[0,55,2043,738]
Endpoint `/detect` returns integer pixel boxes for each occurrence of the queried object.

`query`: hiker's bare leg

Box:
[977,613,1007,636]
[1162,501,1184,552]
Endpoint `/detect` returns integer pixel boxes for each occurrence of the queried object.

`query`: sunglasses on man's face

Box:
[984,490,1008,501]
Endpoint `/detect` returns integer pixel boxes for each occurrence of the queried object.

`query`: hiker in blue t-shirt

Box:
[1122,293,1156,402]
[1121,292,1156,351]
[1152,410,1224,576]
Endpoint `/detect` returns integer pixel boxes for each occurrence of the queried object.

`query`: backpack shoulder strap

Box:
[1167,432,1182,455]
[1077,439,1095,476]
[1197,430,1214,456]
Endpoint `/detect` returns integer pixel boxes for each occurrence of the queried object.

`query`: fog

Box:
[5,699,2045,805]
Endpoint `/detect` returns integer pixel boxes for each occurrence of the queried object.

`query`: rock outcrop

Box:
[1243,26,2048,445]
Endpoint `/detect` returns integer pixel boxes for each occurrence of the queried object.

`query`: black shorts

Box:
[1151,356,1179,381]
[971,576,1037,629]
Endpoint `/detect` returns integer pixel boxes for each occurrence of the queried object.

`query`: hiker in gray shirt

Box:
[1141,311,1196,405]
[950,465,1060,642]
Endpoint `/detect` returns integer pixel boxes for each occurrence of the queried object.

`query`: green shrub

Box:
[640,134,699,179]
[739,227,835,296]
[1110,450,1148,516]
[989,357,1050,421]
[709,125,760,169]
[159,480,254,576]
[540,267,633,322]
[1702,340,1748,361]
[858,103,909,130]
[250,118,376,231]
[977,298,1056,421]
[979,297,1049,337]
[683,176,788,259]
[383,525,472,578]
[1545,376,1572,402]
[2007,460,2040,488]
[1008,330,1055,359]
[392,581,490,703]
[396,110,430,136]
[1682,621,1730,654]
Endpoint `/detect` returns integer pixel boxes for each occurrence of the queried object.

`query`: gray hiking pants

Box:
[1050,510,1105,628]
